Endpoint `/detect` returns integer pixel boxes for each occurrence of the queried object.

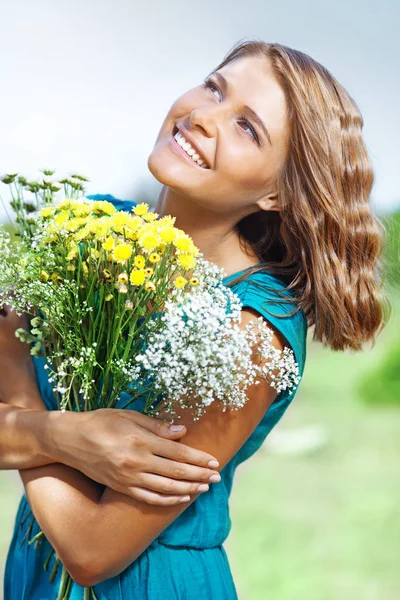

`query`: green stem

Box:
[28,530,44,545]
[48,556,60,583]
[56,566,70,600]
[90,586,99,600]
[43,547,55,571]
[19,516,35,549]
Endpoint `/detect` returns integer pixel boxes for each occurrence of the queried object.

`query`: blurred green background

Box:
[1,210,399,599]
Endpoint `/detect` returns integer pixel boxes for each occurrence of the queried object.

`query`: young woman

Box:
[0,40,387,599]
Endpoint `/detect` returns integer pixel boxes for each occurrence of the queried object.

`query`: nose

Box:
[188,103,222,138]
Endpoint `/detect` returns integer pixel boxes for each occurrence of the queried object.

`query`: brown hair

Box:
[209,39,391,352]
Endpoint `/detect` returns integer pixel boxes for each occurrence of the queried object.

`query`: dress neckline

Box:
[222,260,265,283]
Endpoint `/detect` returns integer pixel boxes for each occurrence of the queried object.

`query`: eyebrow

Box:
[212,71,273,147]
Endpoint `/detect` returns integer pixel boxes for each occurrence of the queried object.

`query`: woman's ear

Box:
[256,192,280,212]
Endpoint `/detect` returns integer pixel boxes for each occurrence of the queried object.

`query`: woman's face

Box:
[147,54,288,217]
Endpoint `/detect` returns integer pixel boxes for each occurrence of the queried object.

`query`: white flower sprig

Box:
[133,261,302,422]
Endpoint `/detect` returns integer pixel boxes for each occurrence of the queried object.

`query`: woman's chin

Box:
[147,149,189,188]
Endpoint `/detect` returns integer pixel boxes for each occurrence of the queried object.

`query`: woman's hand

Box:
[0,303,43,409]
[57,408,221,506]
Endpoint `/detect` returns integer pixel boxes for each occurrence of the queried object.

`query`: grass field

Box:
[1,297,399,599]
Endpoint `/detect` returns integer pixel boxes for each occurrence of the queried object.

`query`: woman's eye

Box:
[203,78,221,100]
[238,119,259,143]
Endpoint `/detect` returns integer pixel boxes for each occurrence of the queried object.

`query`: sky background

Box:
[0,0,398,221]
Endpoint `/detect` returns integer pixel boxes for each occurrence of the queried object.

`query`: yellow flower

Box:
[102,268,113,281]
[174,234,193,253]
[134,255,146,269]
[118,272,129,284]
[112,243,133,263]
[66,249,78,261]
[87,219,110,239]
[57,199,75,210]
[102,235,115,251]
[93,224,110,240]
[74,226,91,241]
[105,293,114,301]
[133,203,149,216]
[67,264,76,271]
[142,211,158,222]
[178,254,196,270]
[159,227,177,244]
[109,212,130,227]
[149,253,161,263]
[65,217,88,232]
[189,277,199,286]
[54,211,70,225]
[127,215,143,230]
[92,200,117,215]
[82,262,89,276]
[174,276,187,289]
[88,248,100,260]
[139,232,159,252]
[144,280,156,292]
[73,203,93,217]
[39,206,57,218]
[173,232,199,256]
[40,270,49,282]
[129,269,146,286]
[124,229,138,241]
[158,215,176,227]
[144,267,153,277]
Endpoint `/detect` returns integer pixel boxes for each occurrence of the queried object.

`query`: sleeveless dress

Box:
[4,194,308,600]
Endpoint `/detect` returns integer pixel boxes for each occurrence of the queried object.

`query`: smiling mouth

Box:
[170,125,210,169]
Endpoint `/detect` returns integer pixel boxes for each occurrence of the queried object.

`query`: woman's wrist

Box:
[42,410,87,470]
[0,404,56,469]
[0,392,87,471]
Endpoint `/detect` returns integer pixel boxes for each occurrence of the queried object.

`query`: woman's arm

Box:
[19,308,285,587]
[0,403,63,469]
[0,305,222,503]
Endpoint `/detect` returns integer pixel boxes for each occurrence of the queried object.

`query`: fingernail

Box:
[208,460,219,468]
[209,474,221,483]
[170,425,185,431]
[197,484,209,492]
[179,495,191,502]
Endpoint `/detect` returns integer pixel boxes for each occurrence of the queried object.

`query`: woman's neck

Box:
[155,187,261,276]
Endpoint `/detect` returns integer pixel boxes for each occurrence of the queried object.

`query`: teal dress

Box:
[4,195,308,599]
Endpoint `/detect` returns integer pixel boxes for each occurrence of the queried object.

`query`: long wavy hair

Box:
[208,39,391,352]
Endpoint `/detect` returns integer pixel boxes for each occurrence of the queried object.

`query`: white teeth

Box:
[173,130,208,168]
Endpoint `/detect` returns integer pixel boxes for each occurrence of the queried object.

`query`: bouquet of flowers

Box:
[0,171,301,599]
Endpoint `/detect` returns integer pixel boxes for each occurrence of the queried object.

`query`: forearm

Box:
[20,461,107,584]
[0,397,89,472]
[0,402,57,470]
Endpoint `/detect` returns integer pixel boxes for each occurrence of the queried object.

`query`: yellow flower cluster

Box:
[39,198,200,291]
